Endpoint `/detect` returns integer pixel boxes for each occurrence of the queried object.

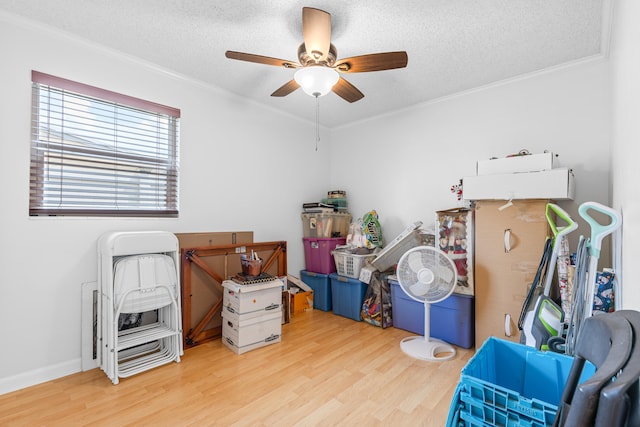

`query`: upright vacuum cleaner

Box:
[519,203,577,350]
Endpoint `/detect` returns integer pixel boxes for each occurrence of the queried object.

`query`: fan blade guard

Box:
[397,246,457,304]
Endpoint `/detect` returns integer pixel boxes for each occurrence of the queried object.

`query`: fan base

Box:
[400,336,456,361]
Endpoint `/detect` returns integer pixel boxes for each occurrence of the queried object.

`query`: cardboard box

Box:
[222,279,282,316]
[463,168,574,201]
[477,152,555,176]
[290,290,314,315]
[175,231,253,249]
[281,290,290,324]
[289,273,316,314]
[474,200,549,348]
[221,310,281,354]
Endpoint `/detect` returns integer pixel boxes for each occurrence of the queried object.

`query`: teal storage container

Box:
[446,337,596,426]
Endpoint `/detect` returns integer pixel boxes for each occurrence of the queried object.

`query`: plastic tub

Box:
[329,273,367,321]
[447,337,596,426]
[303,237,346,274]
[300,270,332,311]
[301,212,352,238]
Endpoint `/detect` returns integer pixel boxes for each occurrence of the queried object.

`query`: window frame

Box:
[29,71,180,218]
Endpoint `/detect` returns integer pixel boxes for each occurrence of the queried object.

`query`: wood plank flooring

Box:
[0,309,474,426]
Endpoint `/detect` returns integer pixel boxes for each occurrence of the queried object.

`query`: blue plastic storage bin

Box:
[446,337,596,426]
[459,392,548,427]
[300,270,331,311]
[389,278,474,348]
[329,273,367,321]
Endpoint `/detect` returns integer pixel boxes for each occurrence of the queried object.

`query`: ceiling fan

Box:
[225,7,408,103]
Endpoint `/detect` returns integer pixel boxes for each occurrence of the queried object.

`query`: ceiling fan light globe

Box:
[294,66,339,97]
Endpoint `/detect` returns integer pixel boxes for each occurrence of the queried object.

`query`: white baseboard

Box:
[0,359,82,395]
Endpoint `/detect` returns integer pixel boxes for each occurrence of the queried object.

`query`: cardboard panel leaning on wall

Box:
[175,232,253,345]
[474,200,550,349]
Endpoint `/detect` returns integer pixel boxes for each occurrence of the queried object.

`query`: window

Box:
[30,71,180,217]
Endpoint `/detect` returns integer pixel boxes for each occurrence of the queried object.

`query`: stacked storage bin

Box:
[329,227,373,323]
[301,194,351,313]
[221,279,282,354]
[329,237,376,322]
[301,211,351,275]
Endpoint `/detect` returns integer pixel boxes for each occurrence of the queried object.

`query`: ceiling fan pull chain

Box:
[315,94,320,151]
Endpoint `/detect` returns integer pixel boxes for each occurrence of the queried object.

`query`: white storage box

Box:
[222,279,282,315]
[477,152,555,175]
[222,302,281,320]
[463,168,575,201]
[221,310,281,354]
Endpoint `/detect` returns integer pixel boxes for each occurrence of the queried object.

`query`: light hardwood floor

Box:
[0,309,474,426]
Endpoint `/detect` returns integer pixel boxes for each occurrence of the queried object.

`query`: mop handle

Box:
[546,203,578,239]
[543,203,578,295]
[578,202,622,258]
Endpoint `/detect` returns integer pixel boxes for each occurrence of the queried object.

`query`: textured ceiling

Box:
[0,0,608,128]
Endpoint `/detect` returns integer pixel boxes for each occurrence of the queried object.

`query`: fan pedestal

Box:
[400,336,456,361]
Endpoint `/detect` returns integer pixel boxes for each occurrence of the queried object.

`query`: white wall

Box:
[611,0,640,310]
[330,60,612,247]
[0,14,329,393]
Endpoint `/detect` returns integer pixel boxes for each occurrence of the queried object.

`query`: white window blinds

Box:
[30,71,180,217]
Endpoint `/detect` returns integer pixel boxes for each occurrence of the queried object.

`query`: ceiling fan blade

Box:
[302,7,331,62]
[334,51,408,73]
[225,51,300,69]
[332,77,364,103]
[271,80,300,97]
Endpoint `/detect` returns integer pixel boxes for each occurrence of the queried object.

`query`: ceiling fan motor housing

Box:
[298,43,337,67]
